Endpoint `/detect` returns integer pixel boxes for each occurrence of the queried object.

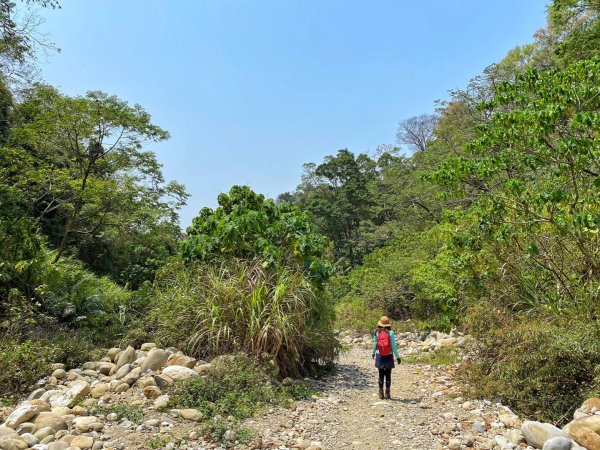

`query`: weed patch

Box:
[90,403,145,423]
[403,346,460,366]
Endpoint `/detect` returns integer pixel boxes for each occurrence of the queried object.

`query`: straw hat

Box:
[377,316,391,328]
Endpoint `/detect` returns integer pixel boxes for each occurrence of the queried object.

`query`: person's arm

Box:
[372,331,378,356]
[390,331,400,360]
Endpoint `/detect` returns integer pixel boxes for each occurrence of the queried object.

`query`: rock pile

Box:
[339,328,471,354]
[0,343,230,450]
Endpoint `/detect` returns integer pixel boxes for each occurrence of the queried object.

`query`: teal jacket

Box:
[372,329,400,359]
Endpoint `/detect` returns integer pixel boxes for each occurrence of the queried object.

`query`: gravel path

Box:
[246,345,462,449]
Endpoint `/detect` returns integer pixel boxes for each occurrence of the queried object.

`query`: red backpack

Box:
[376,329,392,356]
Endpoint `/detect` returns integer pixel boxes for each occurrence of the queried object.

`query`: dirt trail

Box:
[246,345,462,449]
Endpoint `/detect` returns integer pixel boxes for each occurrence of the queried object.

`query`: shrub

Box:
[460,305,600,424]
[151,259,340,377]
[90,403,145,423]
[173,354,279,419]
[403,346,460,366]
[334,296,383,333]
[172,353,311,443]
[0,333,97,396]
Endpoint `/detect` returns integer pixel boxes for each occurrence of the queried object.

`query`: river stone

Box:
[143,386,162,399]
[167,355,197,369]
[505,428,525,444]
[122,367,142,385]
[161,365,200,381]
[72,416,103,433]
[136,377,156,389]
[34,427,55,441]
[5,400,51,429]
[180,409,202,422]
[32,413,68,432]
[47,442,69,450]
[114,363,132,379]
[141,349,169,372]
[114,382,129,393]
[193,363,212,375]
[0,438,28,450]
[81,362,97,371]
[153,395,169,409]
[581,398,600,414]
[20,432,38,446]
[51,369,66,380]
[543,437,573,450]
[153,373,173,388]
[90,383,108,398]
[106,348,121,362]
[70,435,93,449]
[45,380,90,408]
[115,346,136,369]
[564,415,600,450]
[96,362,115,376]
[15,422,36,434]
[0,426,20,439]
[28,389,46,401]
[140,343,157,351]
[522,421,571,449]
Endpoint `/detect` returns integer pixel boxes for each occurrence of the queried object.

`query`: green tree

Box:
[181,185,332,283]
[289,149,377,268]
[2,85,187,269]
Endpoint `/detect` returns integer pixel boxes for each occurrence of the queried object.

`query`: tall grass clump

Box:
[151,259,339,377]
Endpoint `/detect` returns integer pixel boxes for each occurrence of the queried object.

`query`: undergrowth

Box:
[403,346,460,366]
[172,353,314,443]
[90,403,145,423]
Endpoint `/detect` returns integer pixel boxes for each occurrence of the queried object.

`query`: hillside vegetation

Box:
[0,0,599,427]
[280,1,600,422]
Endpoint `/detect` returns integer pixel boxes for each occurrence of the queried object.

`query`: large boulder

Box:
[161,365,200,382]
[522,421,571,449]
[4,400,51,429]
[71,416,103,433]
[564,415,600,450]
[543,437,573,450]
[43,380,90,408]
[580,398,600,414]
[115,346,136,369]
[141,349,168,372]
[167,355,197,369]
[32,413,68,432]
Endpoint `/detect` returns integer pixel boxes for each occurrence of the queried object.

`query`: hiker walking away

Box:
[372,316,401,399]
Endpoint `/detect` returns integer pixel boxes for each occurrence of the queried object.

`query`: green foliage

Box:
[182,185,331,283]
[460,305,600,424]
[333,296,383,334]
[173,353,309,443]
[151,259,339,377]
[0,334,96,395]
[90,403,145,423]
[173,354,281,419]
[2,84,187,278]
[403,346,460,366]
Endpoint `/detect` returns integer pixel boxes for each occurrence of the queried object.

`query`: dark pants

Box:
[378,368,391,387]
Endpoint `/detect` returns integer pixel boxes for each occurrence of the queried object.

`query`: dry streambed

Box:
[0,331,599,449]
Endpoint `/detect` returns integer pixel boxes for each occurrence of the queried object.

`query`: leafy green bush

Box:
[460,305,600,424]
[181,185,332,283]
[0,334,97,396]
[173,354,280,419]
[172,353,311,442]
[90,403,145,423]
[151,259,339,377]
[403,346,460,366]
[334,296,383,333]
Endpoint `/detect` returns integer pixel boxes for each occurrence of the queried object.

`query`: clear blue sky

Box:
[38,1,548,228]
